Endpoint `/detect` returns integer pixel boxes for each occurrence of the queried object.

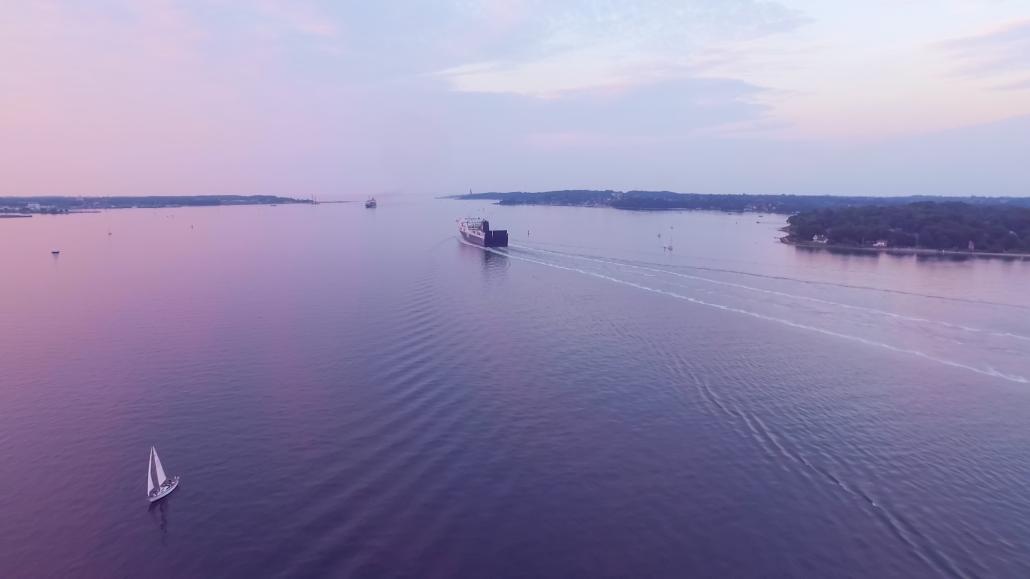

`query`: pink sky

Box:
[2,1,1029,198]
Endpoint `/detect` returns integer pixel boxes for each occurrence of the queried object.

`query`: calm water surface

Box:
[2,200,1029,578]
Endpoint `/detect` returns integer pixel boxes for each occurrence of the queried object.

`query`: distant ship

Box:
[365,197,377,208]
[458,218,508,247]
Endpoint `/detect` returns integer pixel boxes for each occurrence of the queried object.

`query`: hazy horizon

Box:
[3,1,1029,199]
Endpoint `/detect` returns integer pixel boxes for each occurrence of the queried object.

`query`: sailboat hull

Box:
[148,476,180,503]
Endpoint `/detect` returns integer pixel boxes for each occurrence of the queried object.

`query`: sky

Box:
[1,0,1029,198]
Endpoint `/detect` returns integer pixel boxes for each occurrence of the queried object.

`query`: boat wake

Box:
[514,241,1030,311]
[515,244,1030,343]
[463,239,1029,577]
[482,245,1028,385]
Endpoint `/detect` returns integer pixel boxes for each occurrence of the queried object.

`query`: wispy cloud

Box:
[257,1,339,39]
[939,18,1030,83]
[432,0,806,95]
[997,77,1030,92]
[4,1,1030,197]
[467,77,771,138]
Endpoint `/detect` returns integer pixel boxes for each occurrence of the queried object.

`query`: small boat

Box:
[51,250,60,255]
[365,197,377,209]
[147,446,180,503]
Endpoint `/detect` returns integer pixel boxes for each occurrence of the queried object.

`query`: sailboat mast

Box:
[148,447,155,495]
[153,448,168,486]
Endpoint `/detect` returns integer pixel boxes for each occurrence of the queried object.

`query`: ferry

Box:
[458,218,508,247]
[365,197,377,208]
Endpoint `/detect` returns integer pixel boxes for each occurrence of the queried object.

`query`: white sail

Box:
[147,447,155,495]
[153,447,168,486]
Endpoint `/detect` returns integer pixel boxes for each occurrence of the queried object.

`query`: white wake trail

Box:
[515,245,1030,344]
[489,246,1029,385]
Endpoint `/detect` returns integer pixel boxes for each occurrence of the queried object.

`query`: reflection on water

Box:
[795,243,1030,264]
[148,500,170,544]
[794,245,880,259]
[1,201,1029,578]
[479,247,509,273]
[458,239,510,276]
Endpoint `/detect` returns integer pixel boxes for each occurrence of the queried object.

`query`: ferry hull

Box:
[461,229,508,247]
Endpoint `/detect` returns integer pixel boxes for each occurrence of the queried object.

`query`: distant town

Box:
[0,195,311,215]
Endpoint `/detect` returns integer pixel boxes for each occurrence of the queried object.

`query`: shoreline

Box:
[0,195,311,215]
[449,198,794,214]
[447,198,781,216]
[780,236,1030,260]
[448,191,1030,214]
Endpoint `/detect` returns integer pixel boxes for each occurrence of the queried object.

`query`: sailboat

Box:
[147,446,180,503]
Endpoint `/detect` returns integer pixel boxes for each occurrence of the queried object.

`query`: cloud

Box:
[434,46,656,96]
[939,18,1030,80]
[5,1,1028,198]
[432,0,806,95]
[997,77,1030,92]
[443,76,771,138]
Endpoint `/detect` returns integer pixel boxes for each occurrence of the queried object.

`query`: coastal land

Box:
[451,190,1030,214]
[782,202,1030,258]
[0,195,310,215]
[453,190,1030,259]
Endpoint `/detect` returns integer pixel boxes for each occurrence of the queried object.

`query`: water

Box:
[2,199,1029,578]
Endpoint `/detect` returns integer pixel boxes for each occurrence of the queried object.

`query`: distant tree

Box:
[786,201,1030,253]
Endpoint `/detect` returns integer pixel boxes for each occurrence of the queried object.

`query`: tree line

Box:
[786,202,1030,252]
[454,190,1030,215]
